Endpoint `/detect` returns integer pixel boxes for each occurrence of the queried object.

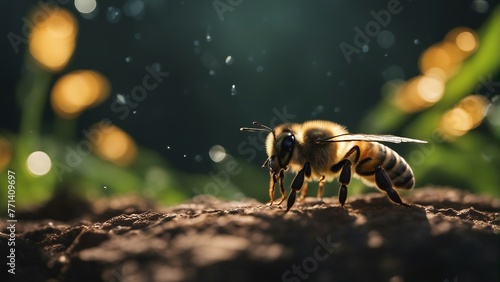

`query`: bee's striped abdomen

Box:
[355,142,415,189]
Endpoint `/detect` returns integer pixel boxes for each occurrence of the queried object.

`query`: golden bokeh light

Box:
[394,74,445,113]
[0,137,12,171]
[51,70,110,118]
[417,75,445,103]
[29,7,78,71]
[445,27,478,53]
[419,42,463,78]
[439,95,489,138]
[91,124,137,166]
[419,27,478,79]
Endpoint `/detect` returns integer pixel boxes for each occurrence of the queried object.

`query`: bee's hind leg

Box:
[338,161,352,207]
[375,167,410,207]
[299,182,309,202]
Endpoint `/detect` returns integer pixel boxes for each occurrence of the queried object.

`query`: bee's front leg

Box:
[268,171,278,206]
[277,170,286,205]
[286,162,311,213]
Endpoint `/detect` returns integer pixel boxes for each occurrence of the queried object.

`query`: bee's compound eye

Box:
[268,156,281,173]
[281,134,295,153]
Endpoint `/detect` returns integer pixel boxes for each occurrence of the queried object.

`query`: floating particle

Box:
[231,85,237,96]
[209,145,226,163]
[151,62,161,72]
[311,105,324,117]
[116,93,126,105]
[107,6,121,23]
[377,30,395,49]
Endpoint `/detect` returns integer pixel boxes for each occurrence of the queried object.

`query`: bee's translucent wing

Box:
[319,133,428,144]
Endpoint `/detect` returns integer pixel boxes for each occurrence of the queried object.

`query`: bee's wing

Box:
[319,133,428,144]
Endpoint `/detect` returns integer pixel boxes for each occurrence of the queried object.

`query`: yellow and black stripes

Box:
[354,142,415,189]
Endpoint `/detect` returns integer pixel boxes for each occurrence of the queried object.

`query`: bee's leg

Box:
[338,160,352,207]
[299,182,309,202]
[330,146,360,207]
[277,170,286,205]
[268,171,277,206]
[317,175,326,200]
[286,162,311,213]
[375,167,410,207]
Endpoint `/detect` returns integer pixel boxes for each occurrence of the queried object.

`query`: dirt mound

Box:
[1,187,499,282]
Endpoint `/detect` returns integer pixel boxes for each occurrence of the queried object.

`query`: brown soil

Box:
[1,187,499,282]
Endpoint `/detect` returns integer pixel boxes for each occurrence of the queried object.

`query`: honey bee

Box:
[240,120,427,212]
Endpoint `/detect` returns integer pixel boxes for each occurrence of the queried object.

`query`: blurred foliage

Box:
[360,5,500,197]
[1,4,499,211]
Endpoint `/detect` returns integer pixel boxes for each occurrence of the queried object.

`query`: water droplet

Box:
[107,6,122,23]
[377,30,395,49]
[311,105,324,117]
[133,110,137,114]
[125,56,133,63]
[256,66,264,73]
[183,154,187,158]
[116,93,126,105]
[75,0,97,14]
[206,33,212,42]
[471,0,489,13]
[152,62,161,72]
[194,154,203,162]
[414,39,420,45]
[384,53,388,57]
[362,45,369,53]
[382,65,405,81]
[123,0,145,19]
[209,145,226,163]
[231,84,237,96]
[209,70,216,76]
[167,146,171,150]
[225,55,234,65]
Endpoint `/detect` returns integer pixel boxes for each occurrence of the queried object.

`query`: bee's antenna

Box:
[240,121,275,140]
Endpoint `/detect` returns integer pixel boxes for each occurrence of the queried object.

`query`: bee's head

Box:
[265,130,295,173]
[240,122,295,173]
